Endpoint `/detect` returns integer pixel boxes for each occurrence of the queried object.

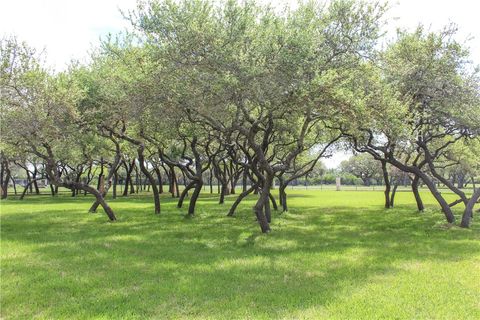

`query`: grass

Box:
[1,188,479,319]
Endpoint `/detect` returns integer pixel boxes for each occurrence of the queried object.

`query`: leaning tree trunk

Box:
[268,192,278,211]
[460,187,480,228]
[71,182,117,221]
[20,178,41,200]
[227,184,257,216]
[411,174,424,212]
[178,181,195,208]
[418,171,455,223]
[89,144,122,213]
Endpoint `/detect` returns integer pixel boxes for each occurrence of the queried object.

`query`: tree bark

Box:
[137,144,161,214]
[188,181,203,216]
[460,188,480,228]
[20,178,41,200]
[112,171,118,199]
[178,181,195,208]
[253,174,272,233]
[32,167,40,194]
[122,160,135,196]
[268,192,278,211]
[1,159,11,199]
[419,171,455,223]
[411,174,424,212]
[381,160,391,209]
[219,183,227,204]
[154,166,163,194]
[97,158,104,191]
[227,184,257,216]
[390,183,398,207]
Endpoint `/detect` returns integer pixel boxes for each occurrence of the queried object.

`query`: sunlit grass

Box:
[1,188,479,319]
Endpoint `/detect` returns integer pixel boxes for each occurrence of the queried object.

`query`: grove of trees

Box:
[1,0,479,232]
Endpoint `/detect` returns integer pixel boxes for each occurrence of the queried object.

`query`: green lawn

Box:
[1,189,479,319]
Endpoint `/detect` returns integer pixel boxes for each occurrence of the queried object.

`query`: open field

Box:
[1,189,479,319]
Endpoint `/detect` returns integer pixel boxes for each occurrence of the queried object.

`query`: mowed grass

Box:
[1,188,479,319]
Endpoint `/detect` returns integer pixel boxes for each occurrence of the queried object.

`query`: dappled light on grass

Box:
[1,189,479,319]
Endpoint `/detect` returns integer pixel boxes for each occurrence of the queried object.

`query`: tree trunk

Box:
[219,183,227,204]
[268,192,277,211]
[112,171,118,199]
[381,160,391,209]
[420,171,455,223]
[33,167,40,194]
[227,184,256,216]
[188,181,203,216]
[123,160,135,196]
[278,176,288,212]
[26,169,33,193]
[411,174,424,212]
[209,169,213,194]
[253,175,272,233]
[178,181,195,208]
[390,184,398,207]
[242,169,247,192]
[1,160,11,199]
[11,176,17,195]
[20,178,41,200]
[97,158,104,191]
[169,165,179,198]
[154,167,163,194]
[264,192,272,223]
[137,145,161,214]
[460,187,480,228]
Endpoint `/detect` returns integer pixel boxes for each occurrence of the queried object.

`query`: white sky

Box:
[1,0,478,168]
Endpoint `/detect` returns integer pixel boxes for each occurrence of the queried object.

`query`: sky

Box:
[1,0,479,168]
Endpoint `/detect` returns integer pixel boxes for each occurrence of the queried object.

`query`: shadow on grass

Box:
[1,191,479,319]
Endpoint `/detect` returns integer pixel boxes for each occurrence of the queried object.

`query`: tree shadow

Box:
[1,191,479,319]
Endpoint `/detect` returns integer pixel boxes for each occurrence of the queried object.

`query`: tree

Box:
[340,26,480,224]
[131,0,386,232]
[340,154,382,186]
[0,37,117,220]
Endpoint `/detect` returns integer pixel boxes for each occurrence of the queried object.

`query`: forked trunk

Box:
[178,181,195,208]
